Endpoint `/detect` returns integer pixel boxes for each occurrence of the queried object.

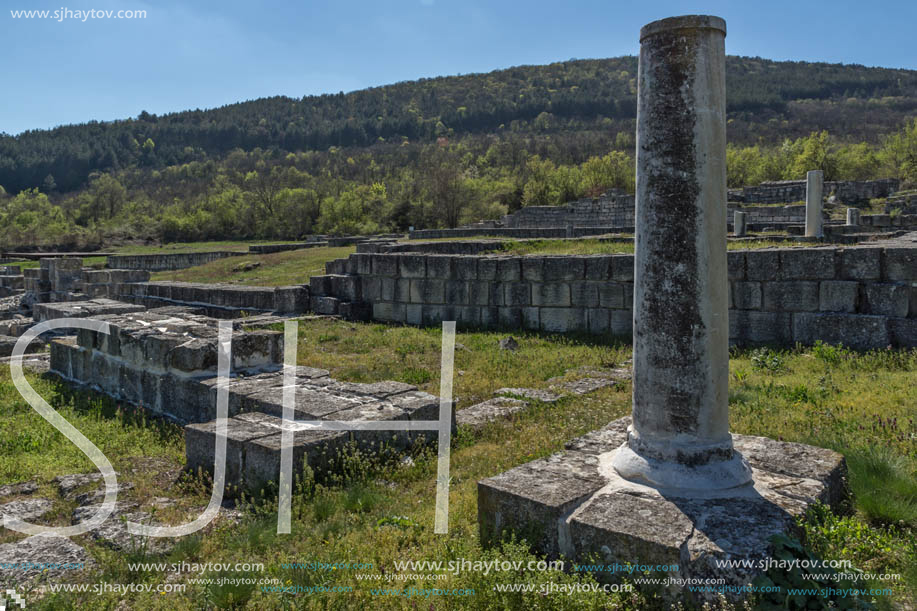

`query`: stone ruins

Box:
[477,15,846,602]
[0,12,914,603]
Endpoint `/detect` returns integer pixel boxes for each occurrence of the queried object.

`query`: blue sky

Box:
[2,0,915,135]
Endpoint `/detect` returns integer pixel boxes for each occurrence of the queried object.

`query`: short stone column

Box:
[846,207,860,226]
[612,14,751,490]
[805,170,824,237]
[565,223,574,238]
[734,210,747,237]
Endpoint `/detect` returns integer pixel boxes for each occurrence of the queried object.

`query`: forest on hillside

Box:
[1,56,916,249]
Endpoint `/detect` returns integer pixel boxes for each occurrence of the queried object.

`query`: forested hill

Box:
[3,55,917,194]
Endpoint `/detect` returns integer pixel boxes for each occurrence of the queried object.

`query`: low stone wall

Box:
[409,227,629,240]
[730,178,898,205]
[452,180,898,238]
[310,246,917,349]
[46,309,449,494]
[726,204,806,226]
[80,269,151,298]
[502,193,636,229]
[48,311,283,423]
[886,192,917,215]
[248,243,313,254]
[116,281,310,315]
[33,299,147,323]
[360,240,513,256]
[106,251,239,271]
[860,214,917,229]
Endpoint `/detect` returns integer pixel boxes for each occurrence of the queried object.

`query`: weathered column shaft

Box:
[734,211,747,237]
[613,15,750,490]
[846,207,860,226]
[805,170,824,237]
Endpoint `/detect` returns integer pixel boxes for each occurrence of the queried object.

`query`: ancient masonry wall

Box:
[106,251,239,272]
[312,246,917,349]
[730,178,899,205]
[49,311,283,423]
[452,179,899,236]
[47,310,447,493]
[409,227,625,240]
[10,260,310,318]
[502,194,636,229]
[115,281,309,315]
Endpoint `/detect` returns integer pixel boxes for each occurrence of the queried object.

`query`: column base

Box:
[611,426,753,490]
[477,416,848,603]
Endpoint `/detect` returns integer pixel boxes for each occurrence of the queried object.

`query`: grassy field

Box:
[488,237,803,256]
[148,246,356,286]
[1,320,914,610]
[9,240,328,274]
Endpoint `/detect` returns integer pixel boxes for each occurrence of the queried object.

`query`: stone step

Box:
[186,387,453,494]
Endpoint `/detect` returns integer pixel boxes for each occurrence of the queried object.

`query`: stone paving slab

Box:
[0,498,53,523]
[550,377,618,395]
[32,298,146,322]
[0,482,37,499]
[0,534,93,587]
[493,387,562,403]
[456,397,528,429]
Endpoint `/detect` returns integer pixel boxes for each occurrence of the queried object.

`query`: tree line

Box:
[2,55,917,195]
[2,122,915,250]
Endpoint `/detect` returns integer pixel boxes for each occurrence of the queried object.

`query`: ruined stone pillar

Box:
[734,211,747,237]
[846,207,860,226]
[612,15,751,490]
[805,170,824,237]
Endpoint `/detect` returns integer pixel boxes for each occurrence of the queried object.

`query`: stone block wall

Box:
[885,192,917,215]
[21,258,83,303]
[730,179,898,205]
[726,204,806,226]
[502,193,636,229]
[408,227,621,240]
[117,281,310,315]
[311,247,917,349]
[435,180,897,238]
[49,311,284,423]
[46,309,449,494]
[80,269,151,298]
[106,251,239,271]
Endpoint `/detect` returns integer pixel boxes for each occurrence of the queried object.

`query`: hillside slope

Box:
[3,56,917,194]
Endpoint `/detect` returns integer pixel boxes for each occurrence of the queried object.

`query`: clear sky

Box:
[2,0,915,135]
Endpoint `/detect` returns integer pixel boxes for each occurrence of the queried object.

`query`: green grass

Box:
[486,237,809,256]
[149,246,356,286]
[2,328,915,609]
[7,240,313,272]
[113,240,297,255]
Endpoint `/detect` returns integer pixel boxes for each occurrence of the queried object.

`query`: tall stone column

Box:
[805,170,824,237]
[612,15,751,490]
[734,211,747,237]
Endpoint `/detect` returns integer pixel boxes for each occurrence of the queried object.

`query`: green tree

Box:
[787,131,837,180]
[88,174,127,219]
[878,119,917,185]
[41,174,57,193]
[581,151,634,196]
